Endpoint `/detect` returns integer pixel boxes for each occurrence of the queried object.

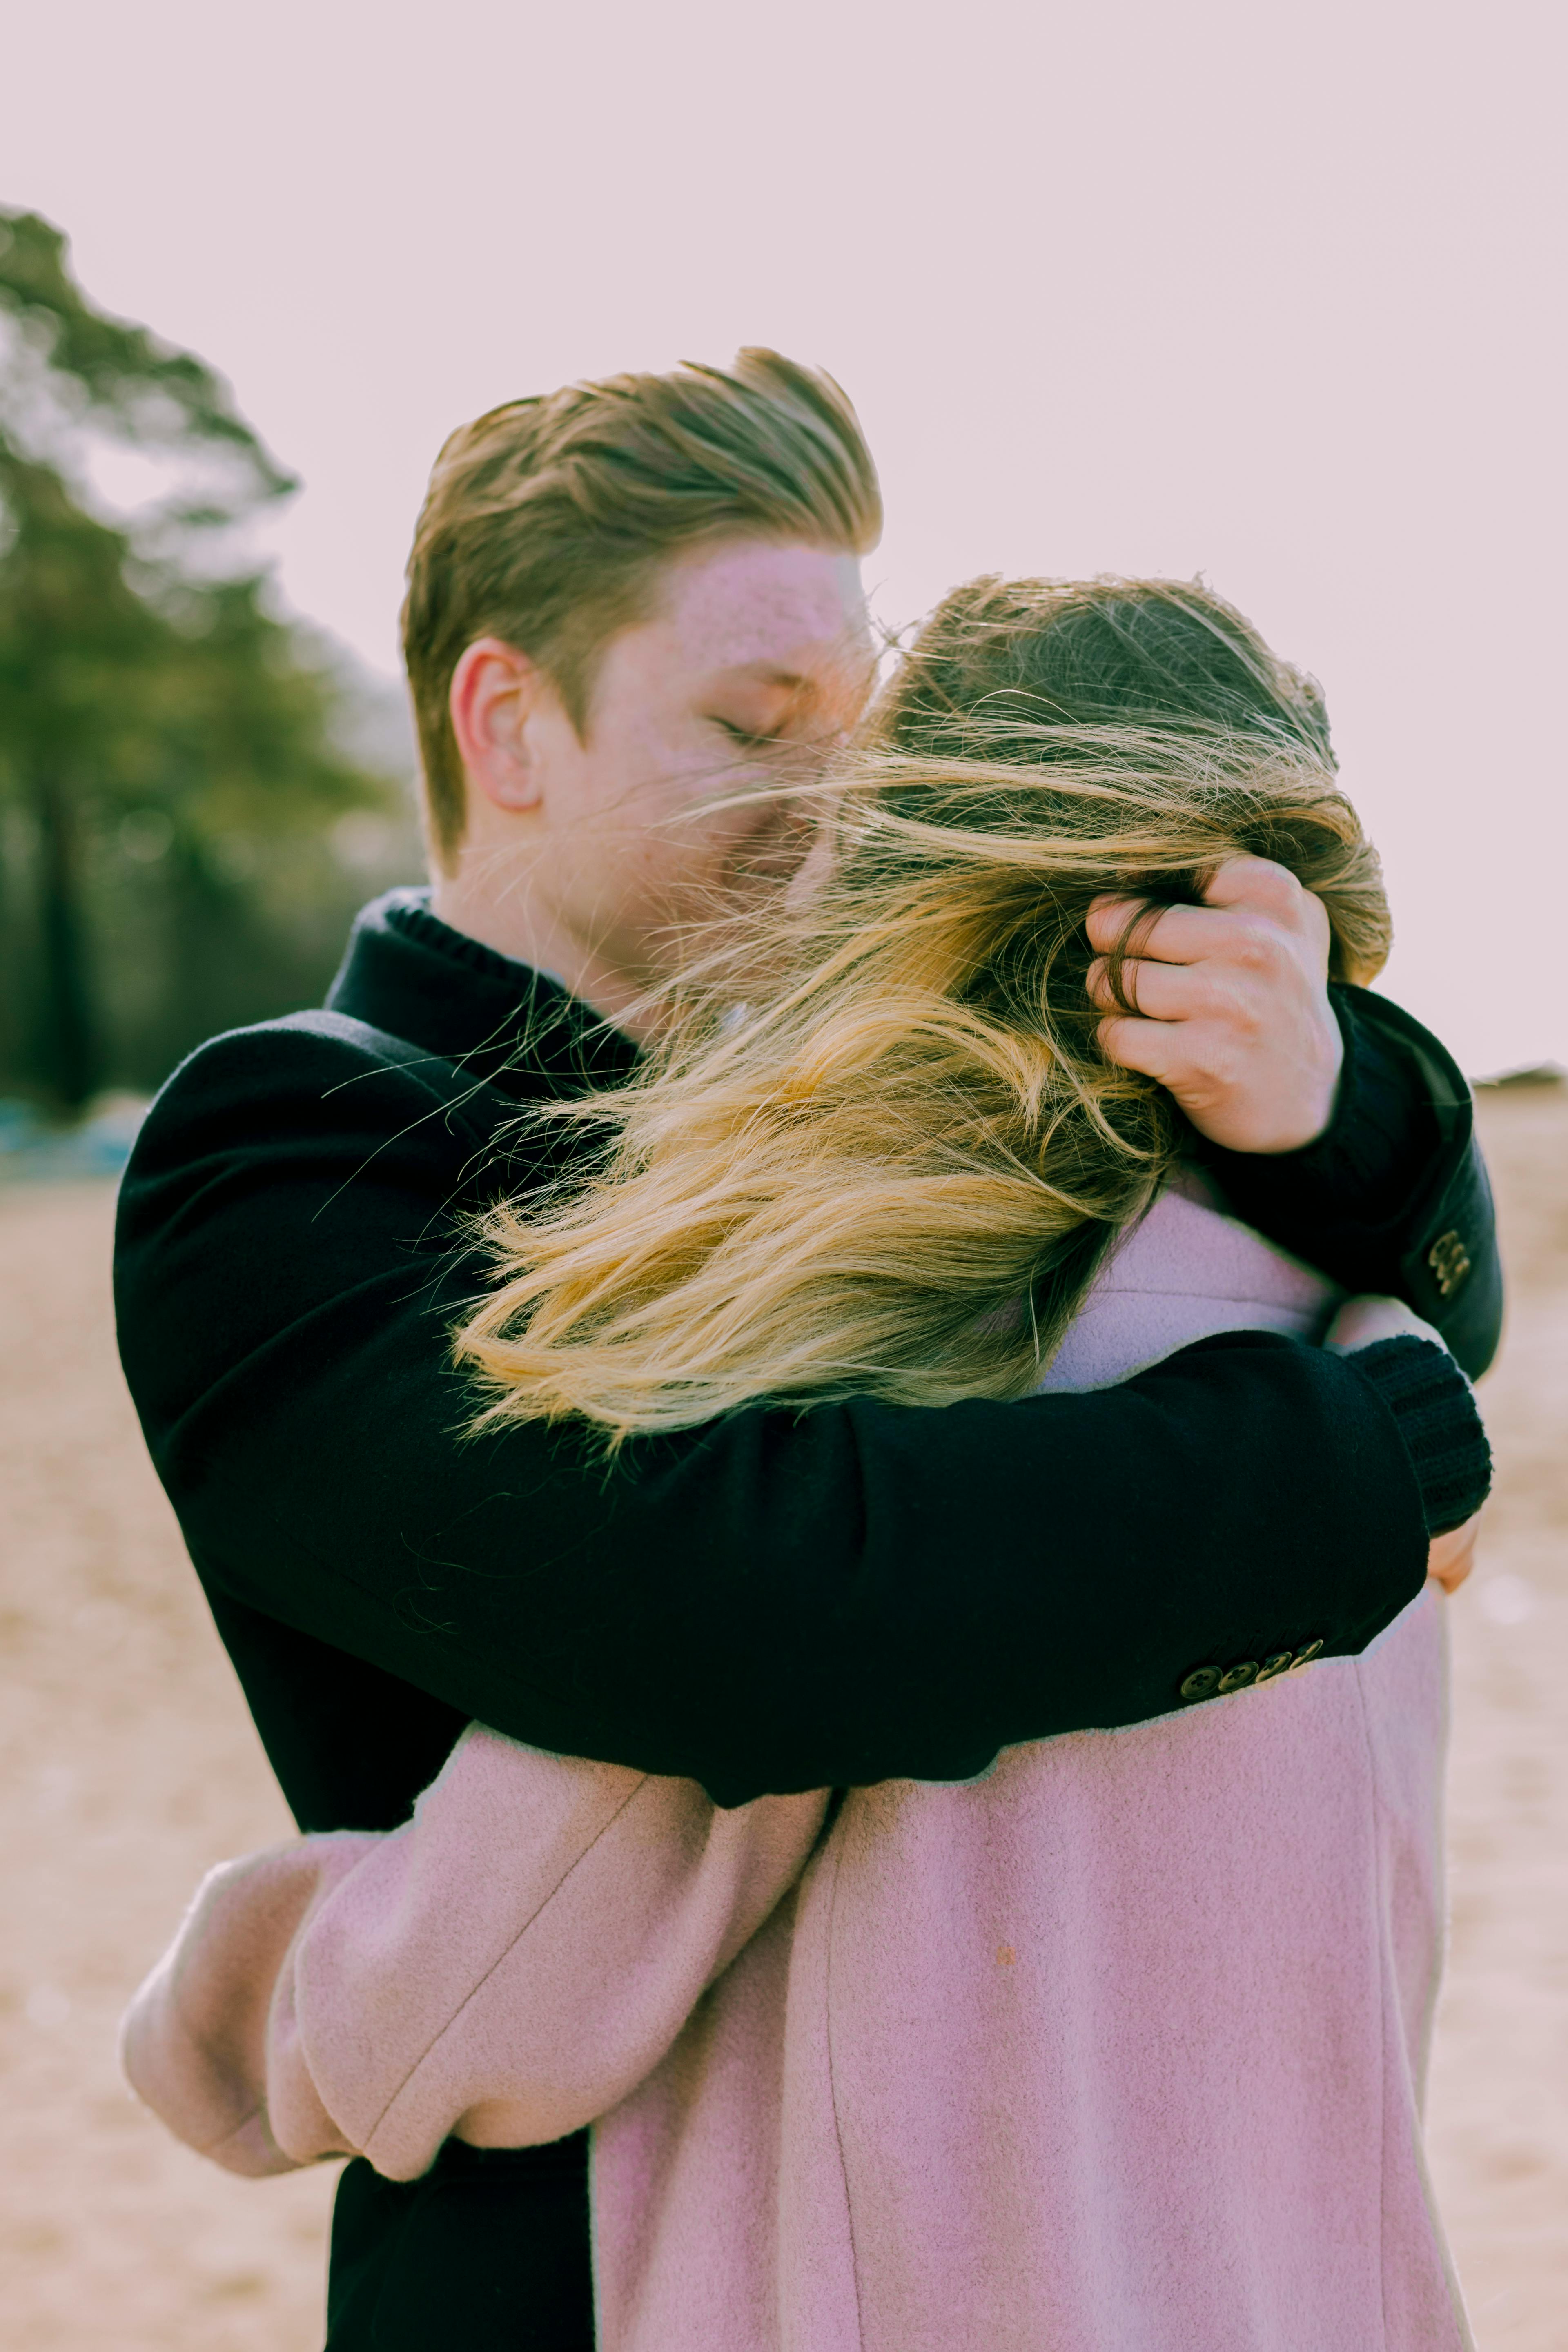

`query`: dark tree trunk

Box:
[0,811,15,1087]
[31,771,101,1111]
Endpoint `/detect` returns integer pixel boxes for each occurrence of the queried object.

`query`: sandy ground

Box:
[1,1087,1564,2351]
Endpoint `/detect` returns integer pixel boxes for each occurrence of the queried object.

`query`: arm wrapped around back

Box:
[120,1730,826,2181]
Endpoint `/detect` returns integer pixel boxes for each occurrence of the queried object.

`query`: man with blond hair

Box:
[117,350,1494,2349]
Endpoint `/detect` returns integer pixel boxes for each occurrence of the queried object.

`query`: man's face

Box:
[521,538,873,998]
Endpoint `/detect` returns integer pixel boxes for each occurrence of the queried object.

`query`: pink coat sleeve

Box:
[120,1728,828,2183]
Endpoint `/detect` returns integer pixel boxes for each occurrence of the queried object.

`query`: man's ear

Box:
[449,637,546,813]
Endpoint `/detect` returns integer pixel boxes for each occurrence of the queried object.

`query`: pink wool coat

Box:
[122,1191,1473,2350]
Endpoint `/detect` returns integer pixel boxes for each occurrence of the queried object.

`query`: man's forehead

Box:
[663,541,867,673]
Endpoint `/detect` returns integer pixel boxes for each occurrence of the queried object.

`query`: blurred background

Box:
[2,0,1566,1140]
[0,207,416,1143]
[0,2,1564,2346]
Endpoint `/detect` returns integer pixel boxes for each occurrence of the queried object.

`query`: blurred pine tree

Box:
[0,210,416,1111]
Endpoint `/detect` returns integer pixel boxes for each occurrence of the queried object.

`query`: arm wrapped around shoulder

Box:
[119,1729,828,2183]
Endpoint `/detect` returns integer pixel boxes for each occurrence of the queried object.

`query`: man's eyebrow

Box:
[710,662,811,690]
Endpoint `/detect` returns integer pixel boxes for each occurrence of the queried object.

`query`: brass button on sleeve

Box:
[1216,1661,1259,1693]
[1178,1666,1221,1702]
[1289,1639,1325,1672]
[1255,1652,1294,1683]
[1428,1230,1472,1297]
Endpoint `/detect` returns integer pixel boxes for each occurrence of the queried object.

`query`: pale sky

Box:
[6,0,1564,1075]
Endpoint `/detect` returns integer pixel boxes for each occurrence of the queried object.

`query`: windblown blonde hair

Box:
[455,577,1390,1445]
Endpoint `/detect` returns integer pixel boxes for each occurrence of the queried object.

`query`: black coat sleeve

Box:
[115,1013,1434,1809]
[1204,986,1502,1379]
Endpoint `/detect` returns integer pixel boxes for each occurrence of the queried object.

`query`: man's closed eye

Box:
[713,717,784,750]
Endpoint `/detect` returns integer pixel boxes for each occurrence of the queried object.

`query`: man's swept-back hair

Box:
[402,348,882,866]
[453,576,1391,1444]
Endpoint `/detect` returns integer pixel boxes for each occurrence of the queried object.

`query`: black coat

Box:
[115,889,1500,1833]
[113,888,1500,2350]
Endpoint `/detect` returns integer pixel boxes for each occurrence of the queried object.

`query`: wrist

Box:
[1289,988,1440,1212]
[1263,994,1348,1156]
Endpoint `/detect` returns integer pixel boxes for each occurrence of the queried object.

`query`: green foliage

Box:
[0,209,416,1110]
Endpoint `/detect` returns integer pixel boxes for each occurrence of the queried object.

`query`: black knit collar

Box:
[324,887,641,1103]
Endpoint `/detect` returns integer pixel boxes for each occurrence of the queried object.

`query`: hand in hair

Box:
[1087,855,1344,1155]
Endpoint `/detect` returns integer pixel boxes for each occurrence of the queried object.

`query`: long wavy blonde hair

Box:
[454,576,1390,1445]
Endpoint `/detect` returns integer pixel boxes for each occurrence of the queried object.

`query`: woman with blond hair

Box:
[126,577,1485,2350]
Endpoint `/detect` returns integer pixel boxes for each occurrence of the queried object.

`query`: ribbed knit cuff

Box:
[1348,1337,1492,1534]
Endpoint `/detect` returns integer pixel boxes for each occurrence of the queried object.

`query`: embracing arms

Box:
[115,1008,1488,1812]
[121,1728,823,2180]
